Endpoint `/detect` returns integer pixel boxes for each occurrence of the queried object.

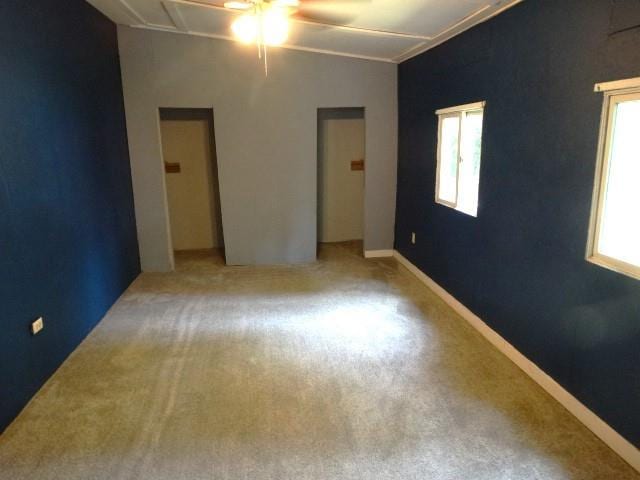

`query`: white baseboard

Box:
[392,250,640,473]
[364,249,394,258]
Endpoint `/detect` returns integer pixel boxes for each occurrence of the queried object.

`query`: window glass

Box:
[597,98,640,267]
[438,115,460,205]
[457,111,483,216]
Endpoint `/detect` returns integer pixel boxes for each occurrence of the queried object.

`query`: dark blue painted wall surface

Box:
[396,1,640,445]
[0,1,139,432]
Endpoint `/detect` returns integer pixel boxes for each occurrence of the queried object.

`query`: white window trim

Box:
[435,101,485,215]
[594,76,640,93]
[435,101,486,115]
[587,80,640,281]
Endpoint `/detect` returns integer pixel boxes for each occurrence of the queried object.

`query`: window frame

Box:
[435,101,485,216]
[587,81,640,281]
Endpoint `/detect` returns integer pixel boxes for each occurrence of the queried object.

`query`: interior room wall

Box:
[117,26,397,269]
[318,114,365,243]
[160,109,223,250]
[0,0,139,432]
[395,0,640,446]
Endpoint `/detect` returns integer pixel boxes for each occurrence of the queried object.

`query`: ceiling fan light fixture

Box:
[231,6,289,47]
[262,9,289,46]
[228,1,294,74]
[231,14,258,45]
[231,14,258,44]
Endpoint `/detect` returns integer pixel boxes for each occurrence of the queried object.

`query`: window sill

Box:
[435,199,477,218]
[587,254,640,282]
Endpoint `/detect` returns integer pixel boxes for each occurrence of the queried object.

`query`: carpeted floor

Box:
[0,242,638,479]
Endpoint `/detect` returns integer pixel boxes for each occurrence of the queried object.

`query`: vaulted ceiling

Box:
[87,0,522,63]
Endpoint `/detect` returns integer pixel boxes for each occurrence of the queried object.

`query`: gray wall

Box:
[118,26,397,269]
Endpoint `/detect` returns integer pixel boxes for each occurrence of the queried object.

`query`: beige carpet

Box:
[0,242,638,479]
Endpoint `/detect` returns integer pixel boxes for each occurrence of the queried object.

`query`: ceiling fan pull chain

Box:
[264,45,268,76]
[256,2,262,59]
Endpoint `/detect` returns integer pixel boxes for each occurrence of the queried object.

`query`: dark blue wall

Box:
[396,0,640,446]
[0,1,139,432]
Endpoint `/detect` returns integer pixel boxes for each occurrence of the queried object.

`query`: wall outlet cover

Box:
[31,317,44,335]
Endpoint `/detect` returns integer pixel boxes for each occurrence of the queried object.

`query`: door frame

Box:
[157,107,225,269]
[316,107,366,256]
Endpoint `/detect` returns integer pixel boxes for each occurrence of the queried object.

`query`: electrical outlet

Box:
[411,232,416,245]
[31,317,44,335]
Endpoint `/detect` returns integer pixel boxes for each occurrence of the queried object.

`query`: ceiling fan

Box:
[224,0,369,25]
[223,0,369,74]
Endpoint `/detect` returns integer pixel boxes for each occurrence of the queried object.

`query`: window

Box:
[435,101,485,216]
[588,78,640,280]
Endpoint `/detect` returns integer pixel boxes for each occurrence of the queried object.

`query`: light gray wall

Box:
[118,26,397,270]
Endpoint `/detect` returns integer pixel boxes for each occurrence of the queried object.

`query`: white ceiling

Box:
[86,0,522,63]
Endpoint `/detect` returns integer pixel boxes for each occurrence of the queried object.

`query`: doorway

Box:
[159,108,224,266]
[317,108,365,255]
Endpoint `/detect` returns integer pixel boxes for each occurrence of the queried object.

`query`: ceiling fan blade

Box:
[224,1,252,10]
[294,11,354,24]
[294,0,371,25]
